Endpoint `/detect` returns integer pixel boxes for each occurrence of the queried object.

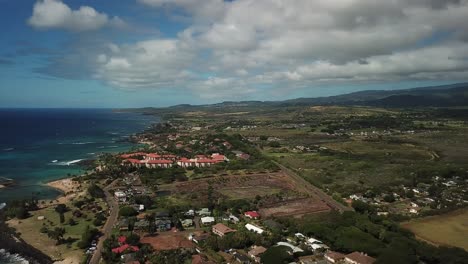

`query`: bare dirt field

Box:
[170,172,308,198]
[259,197,330,218]
[162,172,333,217]
[140,232,195,251]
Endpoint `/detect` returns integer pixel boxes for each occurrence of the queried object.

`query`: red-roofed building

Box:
[144,159,174,168]
[244,211,260,219]
[120,152,147,159]
[211,153,228,161]
[118,236,127,244]
[111,244,139,254]
[122,159,143,168]
[177,158,197,168]
[145,153,161,160]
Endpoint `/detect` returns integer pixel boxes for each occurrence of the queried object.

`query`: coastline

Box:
[41,177,84,206]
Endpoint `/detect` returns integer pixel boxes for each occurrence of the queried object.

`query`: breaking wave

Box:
[0,249,29,264]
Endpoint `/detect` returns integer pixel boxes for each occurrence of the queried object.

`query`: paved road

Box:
[273,161,353,212]
[89,180,119,264]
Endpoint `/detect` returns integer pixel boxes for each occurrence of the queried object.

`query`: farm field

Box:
[259,197,330,218]
[160,172,332,216]
[401,209,468,250]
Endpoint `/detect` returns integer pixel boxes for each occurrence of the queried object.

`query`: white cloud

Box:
[71,0,468,99]
[95,39,196,88]
[28,0,124,31]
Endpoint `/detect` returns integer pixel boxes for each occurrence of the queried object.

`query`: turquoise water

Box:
[0,109,157,201]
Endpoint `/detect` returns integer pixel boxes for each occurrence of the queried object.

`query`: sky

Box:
[1,0,468,108]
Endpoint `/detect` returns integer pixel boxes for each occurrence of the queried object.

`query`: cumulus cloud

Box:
[28,0,124,31]
[95,39,196,88]
[36,0,468,99]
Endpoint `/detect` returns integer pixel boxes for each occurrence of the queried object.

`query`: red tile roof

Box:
[121,152,147,158]
[118,236,127,244]
[124,159,141,164]
[145,159,173,164]
[244,211,260,218]
[111,244,139,254]
[146,153,161,158]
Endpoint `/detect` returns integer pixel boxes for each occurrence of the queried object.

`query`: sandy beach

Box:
[42,178,84,205]
[46,178,79,194]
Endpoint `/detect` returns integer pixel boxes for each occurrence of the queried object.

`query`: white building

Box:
[114,191,127,202]
[201,216,215,225]
[277,242,304,253]
[245,223,264,234]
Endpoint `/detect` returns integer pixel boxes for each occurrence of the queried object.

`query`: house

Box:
[324,251,345,263]
[182,219,194,228]
[236,153,251,160]
[118,236,127,245]
[201,216,215,225]
[248,246,267,262]
[192,254,216,264]
[112,244,139,254]
[344,252,376,264]
[298,255,321,264]
[185,209,195,217]
[245,224,264,234]
[244,211,260,219]
[114,191,127,202]
[155,219,172,231]
[212,223,236,237]
[232,251,251,264]
[189,232,211,244]
[133,220,149,230]
[307,237,328,251]
[197,208,211,216]
[229,214,240,223]
[295,233,307,240]
[277,242,304,253]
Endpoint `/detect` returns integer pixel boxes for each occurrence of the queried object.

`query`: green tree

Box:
[119,206,138,217]
[145,213,156,234]
[47,227,66,245]
[261,246,293,264]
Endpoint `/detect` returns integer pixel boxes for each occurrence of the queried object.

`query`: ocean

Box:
[0,108,157,202]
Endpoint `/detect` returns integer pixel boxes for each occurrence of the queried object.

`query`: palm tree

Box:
[145,213,156,234]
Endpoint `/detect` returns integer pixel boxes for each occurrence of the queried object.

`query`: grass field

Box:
[7,198,106,262]
[402,209,468,250]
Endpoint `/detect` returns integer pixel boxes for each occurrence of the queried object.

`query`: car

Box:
[89,247,97,251]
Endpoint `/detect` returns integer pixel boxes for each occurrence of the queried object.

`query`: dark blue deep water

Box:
[0,108,157,202]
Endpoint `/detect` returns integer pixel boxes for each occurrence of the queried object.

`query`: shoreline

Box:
[41,177,83,206]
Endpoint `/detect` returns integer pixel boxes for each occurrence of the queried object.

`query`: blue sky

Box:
[1,0,467,108]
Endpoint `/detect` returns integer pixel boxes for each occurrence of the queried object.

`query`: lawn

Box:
[7,198,106,261]
[401,209,468,250]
